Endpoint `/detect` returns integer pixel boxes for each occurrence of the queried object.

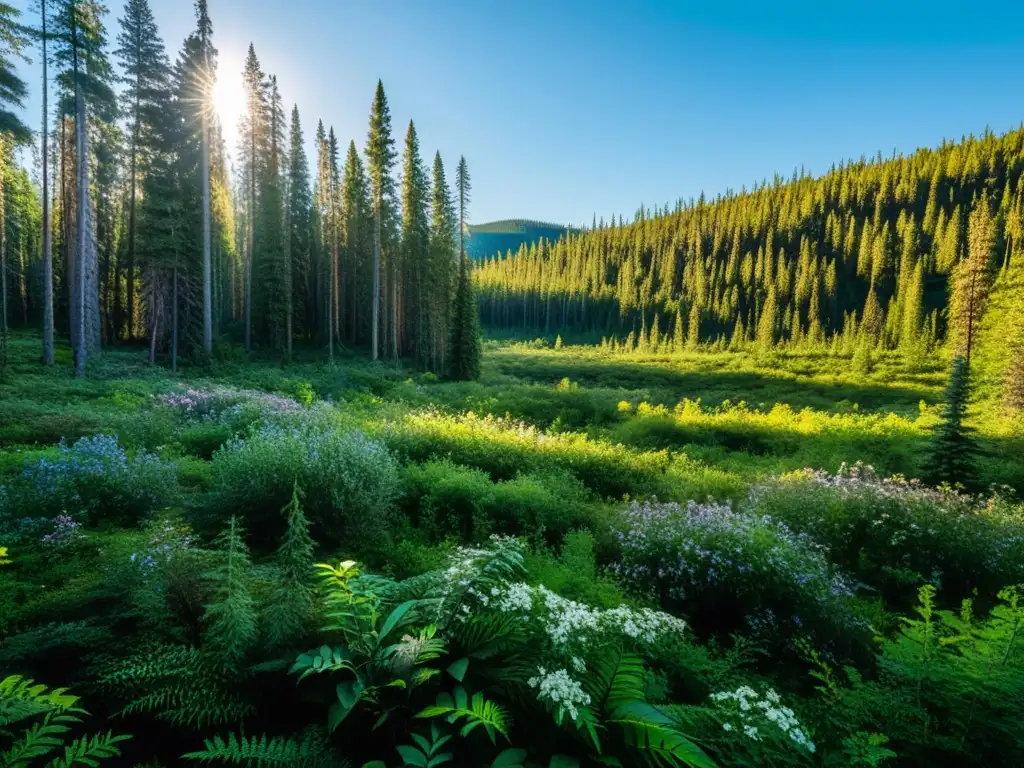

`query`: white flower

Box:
[571,656,587,673]
[528,667,591,722]
[742,725,761,740]
[722,722,733,732]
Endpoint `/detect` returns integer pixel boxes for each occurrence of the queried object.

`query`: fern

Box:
[183,730,345,767]
[204,517,258,667]
[416,686,511,744]
[583,651,648,717]
[0,676,130,768]
[265,483,316,648]
[609,702,717,768]
[98,644,254,728]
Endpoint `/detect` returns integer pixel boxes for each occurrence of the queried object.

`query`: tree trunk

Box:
[1,135,7,370]
[74,65,87,376]
[127,88,138,340]
[372,193,381,360]
[41,1,54,366]
[202,90,213,356]
[149,283,159,364]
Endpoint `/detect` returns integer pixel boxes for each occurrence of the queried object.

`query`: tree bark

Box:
[201,69,212,356]
[41,0,54,365]
[372,192,380,360]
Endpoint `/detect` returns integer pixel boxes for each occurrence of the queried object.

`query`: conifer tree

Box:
[265,482,315,648]
[341,139,371,346]
[428,152,456,369]
[951,200,995,368]
[114,0,168,341]
[239,44,265,353]
[287,105,311,344]
[401,120,430,365]
[196,0,213,356]
[204,516,257,669]
[365,80,396,361]
[1004,342,1024,414]
[686,301,700,349]
[0,2,30,374]
[253,74,286,353]
[36,0,55,365]
[924,355,976,488]
[756,286,778,349]
[52,0,115,375]
[447,156,480,380]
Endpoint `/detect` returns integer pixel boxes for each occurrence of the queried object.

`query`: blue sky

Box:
[12,0,1024,226]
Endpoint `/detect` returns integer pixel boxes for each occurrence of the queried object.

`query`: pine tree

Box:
[114,0,169,342]
[52,0,115,375]
[428,152,456,370]
[686,301,700,349]
[265,482,315,648]
[447,156,480,381]
[204,516,257,669]
[341,139,371,347]
[365,81,396,361]
[0,2,30,374]
[400,120,429,365]
[756,285,778,349]
[1004,342,1024,415]
[36,0,55,365]
[287,105,311,344]
[239,44,265,353]
[253,74,286,353]
[196,0,213,356]
[951,200,995,368]
[924,355,976,488]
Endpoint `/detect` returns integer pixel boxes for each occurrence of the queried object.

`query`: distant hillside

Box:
[465,219,571,260]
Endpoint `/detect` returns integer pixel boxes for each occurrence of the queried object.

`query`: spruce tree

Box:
[239,44,265,353]
[428,152,456,370]
[114,0,169,341]
[447,156,480,380]
[287,106,311,344]
[265,482,315,648]
[52,0,115,375]
[400,120,430,365]
[924,355,976,488]
[0,2,30,374]
[1004,342,1024,415]
[951,200,995,368]
[365,81,396,361]
[36,0,55,365]
[341,139,371,346]
[204,516,257,669]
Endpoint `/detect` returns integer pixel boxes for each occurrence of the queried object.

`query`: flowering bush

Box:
[612,498,861,648]
[2,435,178,525]
[158,385,303,422]
[710,685,815,753]
[211,420,399,546]
[750,463,1024,606]
[40,514,84,549]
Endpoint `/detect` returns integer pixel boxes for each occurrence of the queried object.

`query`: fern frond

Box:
[451,613,525,659]
[0,676,80,727]
[610,704,717,768]
[183,731,346,767]
[583,651,647,717]
[1,711,82,767]
[416,687,511,745]
[47,730,133,767]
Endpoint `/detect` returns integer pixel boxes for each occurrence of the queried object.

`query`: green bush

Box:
[178,422,233,460]
[402,460,603,544]
[614,498,863,652]
[749,465,1024,608]
[0,435,178,526]
[211,420,400,547]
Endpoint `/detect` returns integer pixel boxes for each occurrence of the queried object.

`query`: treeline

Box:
[0,0,480,378]
[475,127,1024,378]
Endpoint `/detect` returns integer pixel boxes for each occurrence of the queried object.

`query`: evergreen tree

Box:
[341,138,371,346]
[114,0,169,341]
[35,0,55,365]
[252,74,286,353]
[428,151,456,370]
[0,1,30,374]
[239,44,265,353]
[51,0,115,375]
[951,200,995,368]
[365,80,396,361]
[924,355,976,488]
[447,156,480,380]
[400,120,429,365]
[204,516,257,669]
[265,482,315,648]
[287,105,311,344]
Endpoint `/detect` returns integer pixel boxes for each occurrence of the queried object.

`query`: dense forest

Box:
[0,0,481,379]
[475,128,1024,393]
[465,219,571,261]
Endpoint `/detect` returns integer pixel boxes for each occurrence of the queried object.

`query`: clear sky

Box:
[12,0,1024,227]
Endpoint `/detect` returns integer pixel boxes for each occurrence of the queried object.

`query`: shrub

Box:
[178,422,233,460]
[211,420,400,547]
[386,411,677,499]
[613,498,861,650]
[402,460,603,545]
[749,464,1024,608]
[1,435,178,526]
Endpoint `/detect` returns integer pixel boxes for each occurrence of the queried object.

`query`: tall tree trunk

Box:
[372,193,380,360]
[172,260,178,373]
[41,1,54,366]
[201,82,212,355]
[149,281,159,364]
[74,60,87,375]
[126,85,138,339]
[1,135,7,370]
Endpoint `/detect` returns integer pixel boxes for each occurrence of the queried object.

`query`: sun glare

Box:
[211,65,246,152]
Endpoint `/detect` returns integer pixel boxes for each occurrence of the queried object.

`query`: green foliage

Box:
[210,419,400,546]
[924,355,977,487]
[183,730,343,767]
[204,517,258,666]
[264,483,317,647]
[0,675,130,767]
[447,256,482,381]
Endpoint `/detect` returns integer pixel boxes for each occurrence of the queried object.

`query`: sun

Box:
[211,63,246,152]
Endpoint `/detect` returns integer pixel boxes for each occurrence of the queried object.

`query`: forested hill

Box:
[474,126,1024,389]
[465,219,570,260]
